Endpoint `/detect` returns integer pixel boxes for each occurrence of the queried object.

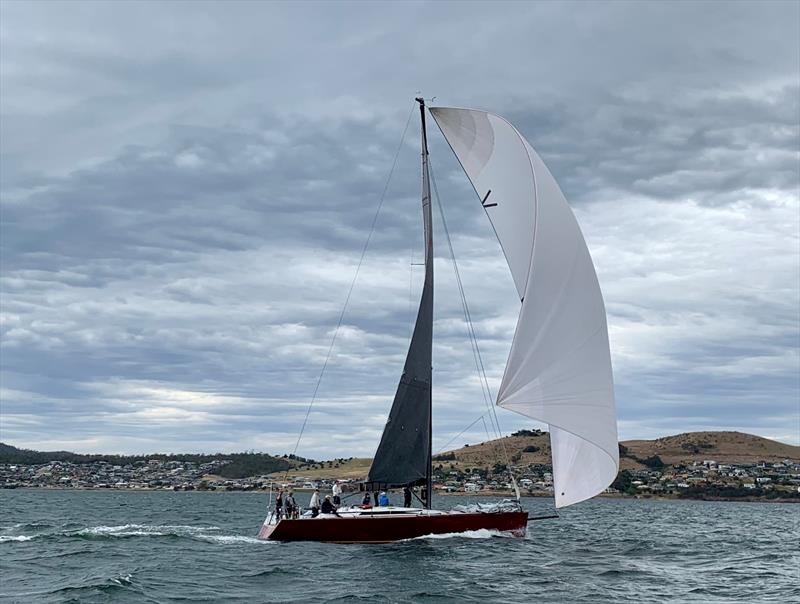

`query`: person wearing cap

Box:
[378,491,389,507]
[309,488,321,517]
[321,495,340,516]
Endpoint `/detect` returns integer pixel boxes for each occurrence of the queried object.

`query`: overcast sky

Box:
[1,1,798,457]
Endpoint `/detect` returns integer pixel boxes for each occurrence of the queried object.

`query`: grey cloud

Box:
[1,1,798,455]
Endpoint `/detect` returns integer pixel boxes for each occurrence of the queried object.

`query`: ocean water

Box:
[1,490,797,603]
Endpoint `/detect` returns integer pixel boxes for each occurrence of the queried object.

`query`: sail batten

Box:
[430,106,618,508]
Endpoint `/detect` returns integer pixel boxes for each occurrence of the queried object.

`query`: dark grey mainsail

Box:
[366,99,433,505]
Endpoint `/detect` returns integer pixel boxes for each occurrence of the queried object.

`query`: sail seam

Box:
[492,113,540,295]
[429,109,523,301]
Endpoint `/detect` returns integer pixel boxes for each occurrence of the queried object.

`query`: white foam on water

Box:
[199,535,272,545]
[407,528,513,541]
[75,524,221,538]
[110,573,134,586]
[3,523,263,545]
[0,535,34,543]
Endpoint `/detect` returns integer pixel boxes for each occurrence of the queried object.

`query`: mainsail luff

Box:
[366,99,433,505]
[420,99,433,509]
[429,106,619,509]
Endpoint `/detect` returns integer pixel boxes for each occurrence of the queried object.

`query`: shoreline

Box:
[2,486,798,504]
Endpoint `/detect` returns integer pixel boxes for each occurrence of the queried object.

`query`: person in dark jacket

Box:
[361,492,371,507]
[285,491,298,519]
[275,489,284,520]
[403,485,412,508]
[321,495,340,516]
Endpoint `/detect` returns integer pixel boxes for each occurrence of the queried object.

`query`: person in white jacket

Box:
[332,481,342,506]
[309,488,321,517]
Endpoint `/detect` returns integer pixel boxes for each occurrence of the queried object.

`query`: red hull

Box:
[257,511,528,543]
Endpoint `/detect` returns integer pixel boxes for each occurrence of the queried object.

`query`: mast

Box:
[416,97,434,510]
[364,99,434,506]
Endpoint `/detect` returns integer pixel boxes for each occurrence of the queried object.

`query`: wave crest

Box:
[0,535,35,543]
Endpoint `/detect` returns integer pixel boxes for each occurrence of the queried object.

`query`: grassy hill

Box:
[435,430,800,473]
[620,431,800,466]
[275,430,799,480]
[4,431,797,480]
[433,429,552,470]
[268,457,373,480]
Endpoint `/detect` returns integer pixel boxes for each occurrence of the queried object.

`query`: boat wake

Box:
[0,524,271,545]
[198,534,269,545]
[406,528,516,541]
[74,524,221,539]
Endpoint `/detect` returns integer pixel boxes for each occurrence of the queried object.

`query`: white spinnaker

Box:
[430,107,618,508]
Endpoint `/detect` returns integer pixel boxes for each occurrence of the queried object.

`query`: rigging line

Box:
[433,189,497,439]
[481,415,493,443]
[428,156,517,479]
[431,186,495,422]
[286,104,416,467]
[434,410,492,455]
[428,157,497,432]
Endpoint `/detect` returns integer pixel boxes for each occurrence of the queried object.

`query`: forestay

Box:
[430,107,618,508]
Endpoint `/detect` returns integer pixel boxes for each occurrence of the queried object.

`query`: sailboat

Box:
[258,99,618,543]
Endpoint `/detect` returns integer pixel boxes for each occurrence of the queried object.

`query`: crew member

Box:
[321,495,340,516]
[309,488,321,517]
[403,485,412,508]
[332,481,342,506]
[285,491,298,519]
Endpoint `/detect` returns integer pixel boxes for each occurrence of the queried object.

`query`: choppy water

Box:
[1,490,797,603]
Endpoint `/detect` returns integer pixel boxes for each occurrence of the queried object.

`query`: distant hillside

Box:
[437,430,800,473]
[269,429,800,480]
[0,443,304,478]
[620,431,800,466]
[434,429,553,470]
[4,431,797,479]
[270,457,373,480]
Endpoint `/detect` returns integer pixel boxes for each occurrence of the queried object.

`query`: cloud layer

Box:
[1,1,798,455]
